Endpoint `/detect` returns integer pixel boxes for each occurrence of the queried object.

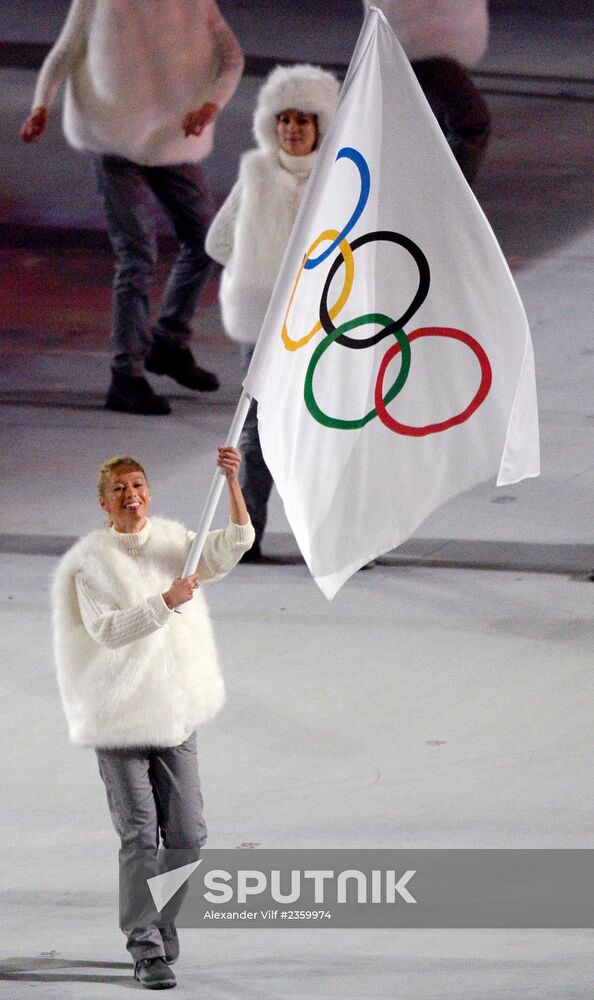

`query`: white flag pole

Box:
[175,388,252,610]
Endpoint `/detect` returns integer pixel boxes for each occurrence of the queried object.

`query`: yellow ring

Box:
[281,229,354,352]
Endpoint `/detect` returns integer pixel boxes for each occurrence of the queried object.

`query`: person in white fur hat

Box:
[206,64,340,561]
[21,0,244,416]
[362,0,491,184]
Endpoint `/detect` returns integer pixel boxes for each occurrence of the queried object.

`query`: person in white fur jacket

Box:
[205,64,340,560]
[51,447,254,989]
[362,0,491,184]
[21,0,244,416]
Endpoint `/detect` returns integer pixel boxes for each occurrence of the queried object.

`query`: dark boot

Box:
[106,373,171,416]
[239,542,276,565]
[145,341,219,392]
[134,957,177,989]
[239,541,263,564]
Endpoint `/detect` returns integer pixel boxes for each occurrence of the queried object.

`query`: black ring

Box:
[319,231,431,349]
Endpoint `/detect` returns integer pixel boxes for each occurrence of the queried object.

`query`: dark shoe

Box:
[145,342,219,392]
[134,957,177,989]
[239,542,263,563]
[162,928,179,965]
[106,373,171,416]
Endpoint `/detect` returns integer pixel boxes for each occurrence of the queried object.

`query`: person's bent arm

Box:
[20,0,90,142]
[194,447,255,582]
[218,445,250,526]
[75,571,198,648]
[206,0,245,109]
[182,0,244,139]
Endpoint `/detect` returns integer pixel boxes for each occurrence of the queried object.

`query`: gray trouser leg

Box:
[95,732,206,961]
[93,157,213,375]
[239,346,273,545]
[93,155,159,376]
[147,163,214,349]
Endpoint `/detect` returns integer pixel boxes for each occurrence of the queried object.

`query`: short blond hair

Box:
[97,455,147,497]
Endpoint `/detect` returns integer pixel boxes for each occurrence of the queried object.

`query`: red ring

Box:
[374,327,492,437]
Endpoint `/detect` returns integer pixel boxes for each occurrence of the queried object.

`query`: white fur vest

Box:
[211,149,315,345]
[205,64,339,345]
[51,517,225,748]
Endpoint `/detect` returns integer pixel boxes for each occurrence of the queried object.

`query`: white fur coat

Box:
[51,517,251,748]
[32,0,244,165]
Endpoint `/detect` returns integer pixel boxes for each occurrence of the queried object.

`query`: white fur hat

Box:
[253,63,340,152]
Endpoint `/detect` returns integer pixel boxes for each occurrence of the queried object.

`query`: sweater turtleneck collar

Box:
[110,518,151,553]
[278,148,317,179]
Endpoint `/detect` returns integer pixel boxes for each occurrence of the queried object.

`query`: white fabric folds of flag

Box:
[243,6,540,600]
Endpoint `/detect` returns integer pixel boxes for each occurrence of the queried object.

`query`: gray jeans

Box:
[93,155,214,376]
[95,732,206,960]
[239,345,273,546]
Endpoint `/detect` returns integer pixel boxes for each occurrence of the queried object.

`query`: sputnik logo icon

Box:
[147,860,202,912]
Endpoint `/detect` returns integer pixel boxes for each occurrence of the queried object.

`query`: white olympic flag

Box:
[243,7,540,599]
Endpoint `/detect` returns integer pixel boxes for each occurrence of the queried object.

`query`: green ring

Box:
[304,314,411,430]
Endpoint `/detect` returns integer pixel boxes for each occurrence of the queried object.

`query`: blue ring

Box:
[303,147,371,270]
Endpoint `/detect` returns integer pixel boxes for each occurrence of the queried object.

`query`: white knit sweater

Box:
[51,515,254,748]
[32,0,244,165]
[363,0,489,67]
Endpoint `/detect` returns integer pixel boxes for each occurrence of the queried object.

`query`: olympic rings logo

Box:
[281,146,492,436]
